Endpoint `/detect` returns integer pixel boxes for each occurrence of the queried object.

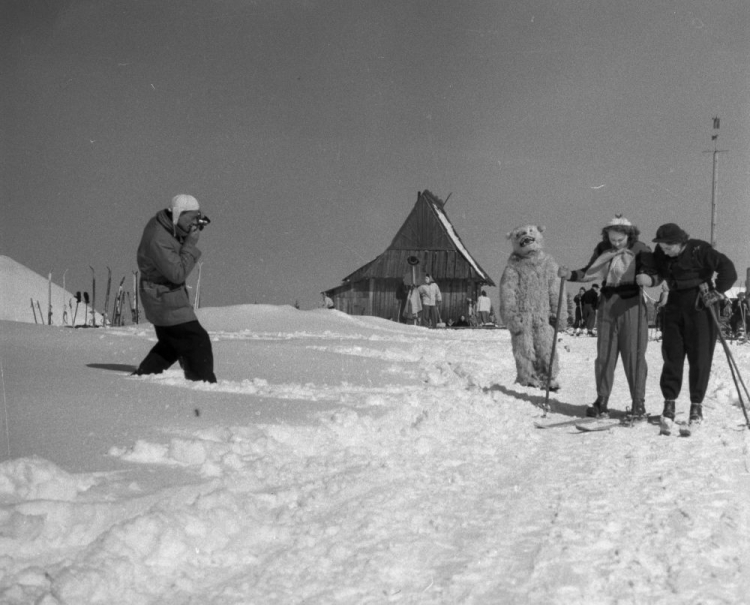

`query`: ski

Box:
[112,276,126,325]
[82,292,90,327]
[535,417,596,430]
[90,266,97,327]
[132,270,140,324]
[575,419,621,432]
[576,415,661,432]
[103,266,112,327]
[537,414,659,430]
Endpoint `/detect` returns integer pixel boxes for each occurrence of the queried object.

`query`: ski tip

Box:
[575,419,620,432]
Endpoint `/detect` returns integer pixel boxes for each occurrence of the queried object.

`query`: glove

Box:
[635,274,652,287]
[699,284,724,307]
[549,315,558,327]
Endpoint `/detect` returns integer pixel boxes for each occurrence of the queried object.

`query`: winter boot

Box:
[586,396,609,419]
[627,399,648,423]
[659,399,676,436]
[687,403,703,432]
[678,403,704,437]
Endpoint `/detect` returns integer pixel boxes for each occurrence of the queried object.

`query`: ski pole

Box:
[83,292,90,327]
[701,285,750,428]
[73,292,81,326]
[543,276,567,415]
[627,286,645,426]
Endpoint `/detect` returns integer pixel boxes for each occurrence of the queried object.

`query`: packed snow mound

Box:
[0,255,101,325]
[198,304,429,336]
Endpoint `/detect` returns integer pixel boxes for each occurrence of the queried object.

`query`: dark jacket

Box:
[137,210,202,326]
[651,239,736,295]
[580,289,599,308]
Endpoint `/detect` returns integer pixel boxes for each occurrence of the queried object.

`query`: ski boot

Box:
[679,403,703,437]
[659,400,676,436]
[585,396,609,419]
[625,399,648,424]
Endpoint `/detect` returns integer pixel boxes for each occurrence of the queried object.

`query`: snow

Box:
[0,256,103,326]
[2,258,750,604]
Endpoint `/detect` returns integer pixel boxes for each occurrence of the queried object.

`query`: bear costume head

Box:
[507,225,545,257]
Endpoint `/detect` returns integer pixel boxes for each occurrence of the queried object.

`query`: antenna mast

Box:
[704,117,728,248]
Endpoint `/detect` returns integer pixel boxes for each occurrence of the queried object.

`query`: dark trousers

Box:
[135,320,217,383]
[583,304,596,331]
[660,292,717,404]
[422,305,440,328]
[574,307,584,329]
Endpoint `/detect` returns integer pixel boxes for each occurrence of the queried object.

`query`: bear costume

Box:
[499,225,566,390]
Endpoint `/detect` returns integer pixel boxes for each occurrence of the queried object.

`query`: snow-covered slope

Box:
[1,299,749,603]
[0,256,102,325]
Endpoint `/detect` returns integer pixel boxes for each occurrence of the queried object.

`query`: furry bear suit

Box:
[499,225,566,389]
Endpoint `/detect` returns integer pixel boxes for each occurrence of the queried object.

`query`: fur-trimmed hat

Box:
[169,194,200,226]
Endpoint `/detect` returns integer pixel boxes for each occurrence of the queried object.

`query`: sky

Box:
[2,0,749,311]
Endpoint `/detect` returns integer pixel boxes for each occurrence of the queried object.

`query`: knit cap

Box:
[169,194,200,226]
[607,214,632,227]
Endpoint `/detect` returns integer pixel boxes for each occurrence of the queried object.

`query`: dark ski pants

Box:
[135,320,217,383]
[594,293,648,403]
[660,292,717,404]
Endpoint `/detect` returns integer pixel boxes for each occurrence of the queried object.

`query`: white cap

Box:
[169,194,200,225]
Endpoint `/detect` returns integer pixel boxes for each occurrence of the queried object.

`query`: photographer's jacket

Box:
[137,210,201,326]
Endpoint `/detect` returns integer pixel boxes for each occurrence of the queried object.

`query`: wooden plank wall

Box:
[329,278,487,324]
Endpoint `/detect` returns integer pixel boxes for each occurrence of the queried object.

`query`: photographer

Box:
[133,194,217,383]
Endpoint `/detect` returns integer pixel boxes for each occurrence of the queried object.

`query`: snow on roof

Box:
[432,203,490,281]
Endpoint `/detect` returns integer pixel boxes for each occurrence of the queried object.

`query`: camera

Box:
[196,214,211,230]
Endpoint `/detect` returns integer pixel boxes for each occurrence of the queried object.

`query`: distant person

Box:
[453,315,470,327]
[477,290,492,325]
[418,273,442,328]
[573,287,586,336]
[321,292,334,309]
[730,292,749,339]
[466,297,478,327]
[639,223,737,435]
[133,194,217,383]
[558,215,651,421]
[580,284,600,336]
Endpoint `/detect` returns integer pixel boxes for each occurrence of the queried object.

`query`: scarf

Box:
[582,248,636,287]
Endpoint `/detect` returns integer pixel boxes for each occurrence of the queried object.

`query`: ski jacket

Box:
[137,210,202,326]
[650,239,736,296]
[418,282,442,306]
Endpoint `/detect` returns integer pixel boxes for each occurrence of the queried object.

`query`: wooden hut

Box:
[323,190,495,323]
